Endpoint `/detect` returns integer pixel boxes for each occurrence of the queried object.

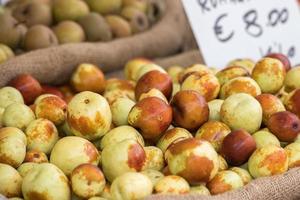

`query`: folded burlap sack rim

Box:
[0,0,192,87]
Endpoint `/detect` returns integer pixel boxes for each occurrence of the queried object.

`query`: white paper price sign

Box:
[0,0,10,5]
[182,0,300,67]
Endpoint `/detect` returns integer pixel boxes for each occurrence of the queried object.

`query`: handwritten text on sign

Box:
[182,0,300,67]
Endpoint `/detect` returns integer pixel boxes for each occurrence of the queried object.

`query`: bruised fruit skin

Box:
[135,70,173,100]
[67,91,112,140]
[220,93,262,134]
[248,145,288,178]
[207,170,243,195]
[101,139,146,182]
[284,66,300,92]
[252,130,280,149]
[25,118,59,154]
[156,127,192,154]
[256,94,286,125]
[35,94,67,126]
[219,77,261,99]
[71,164,106,199]
[0,86,24,108]
[195,121,231,152]
[141,169,164,186]
[167,138,219,185]
[24,150,48,163]
[181,72,220,102]
[124,58,153,81]
[100,125,144,150]
[142,146,164,171]
[50,136,100,176]
[2,103,36,131]
[22,163,70,200]
[284,142,300,168]
[8,74,42,105]
[252,58,286,94]
[267,111,300,142]
[284,89,300,118]
[71,63,106,93]
[154,175,190,194]
[216,66,250,86]
[266,53,291,72]
[171,90,209,132]
[111,172,153,200]
[220,129,256,166]
[0,163,22,198]
[128,97,172,140]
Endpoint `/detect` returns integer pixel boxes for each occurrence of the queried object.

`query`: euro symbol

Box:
[214,14,234,43]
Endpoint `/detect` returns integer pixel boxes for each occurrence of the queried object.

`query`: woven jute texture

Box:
[0,0,193,88]
[146,168,300,200]
[155,49,203,68]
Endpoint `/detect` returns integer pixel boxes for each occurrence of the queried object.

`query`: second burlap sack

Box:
[0,0,196,88]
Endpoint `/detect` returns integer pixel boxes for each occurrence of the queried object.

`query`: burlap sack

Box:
[0,0,194,87]
[145,167,300,200]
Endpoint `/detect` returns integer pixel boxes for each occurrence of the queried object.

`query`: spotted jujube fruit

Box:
[167,138,219,185]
